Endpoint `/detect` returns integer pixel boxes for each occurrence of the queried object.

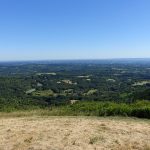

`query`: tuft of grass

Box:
[89,136,105,144]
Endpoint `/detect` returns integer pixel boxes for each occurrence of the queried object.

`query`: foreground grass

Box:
[0,100,150,118]
[0,116,150,150]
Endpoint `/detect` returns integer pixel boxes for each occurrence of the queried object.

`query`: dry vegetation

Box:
[0,116,150,150]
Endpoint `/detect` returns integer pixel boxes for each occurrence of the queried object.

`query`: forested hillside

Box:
[0,60,150,118]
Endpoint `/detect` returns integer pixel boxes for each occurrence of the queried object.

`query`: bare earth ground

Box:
[0,117,150,150]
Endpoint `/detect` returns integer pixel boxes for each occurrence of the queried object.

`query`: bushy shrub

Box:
[1,99,150,119]
[68,100,150,118]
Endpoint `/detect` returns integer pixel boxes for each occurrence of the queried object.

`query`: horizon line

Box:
[1,57,150,62]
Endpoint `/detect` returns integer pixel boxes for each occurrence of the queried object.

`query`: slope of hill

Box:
[0,116,149,150]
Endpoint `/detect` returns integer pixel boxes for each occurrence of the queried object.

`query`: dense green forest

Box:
[0,60,150,118]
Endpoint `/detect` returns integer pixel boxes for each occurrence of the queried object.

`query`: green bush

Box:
[68,100,150,118]
[0,100,150,119]
[131,108,150,119]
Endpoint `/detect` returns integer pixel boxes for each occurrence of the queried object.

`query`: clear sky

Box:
[0,0,150,60]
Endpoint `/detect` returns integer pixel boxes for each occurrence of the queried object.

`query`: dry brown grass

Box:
[0,116,150,150]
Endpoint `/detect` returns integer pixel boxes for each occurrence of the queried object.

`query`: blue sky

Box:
[0,0,150,60]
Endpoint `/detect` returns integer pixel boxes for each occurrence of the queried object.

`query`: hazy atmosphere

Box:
[0,0,150,60]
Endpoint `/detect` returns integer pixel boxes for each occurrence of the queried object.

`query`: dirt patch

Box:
[0,117,150,150]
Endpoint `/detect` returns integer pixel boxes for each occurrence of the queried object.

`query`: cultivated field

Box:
[0,116,150,150]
